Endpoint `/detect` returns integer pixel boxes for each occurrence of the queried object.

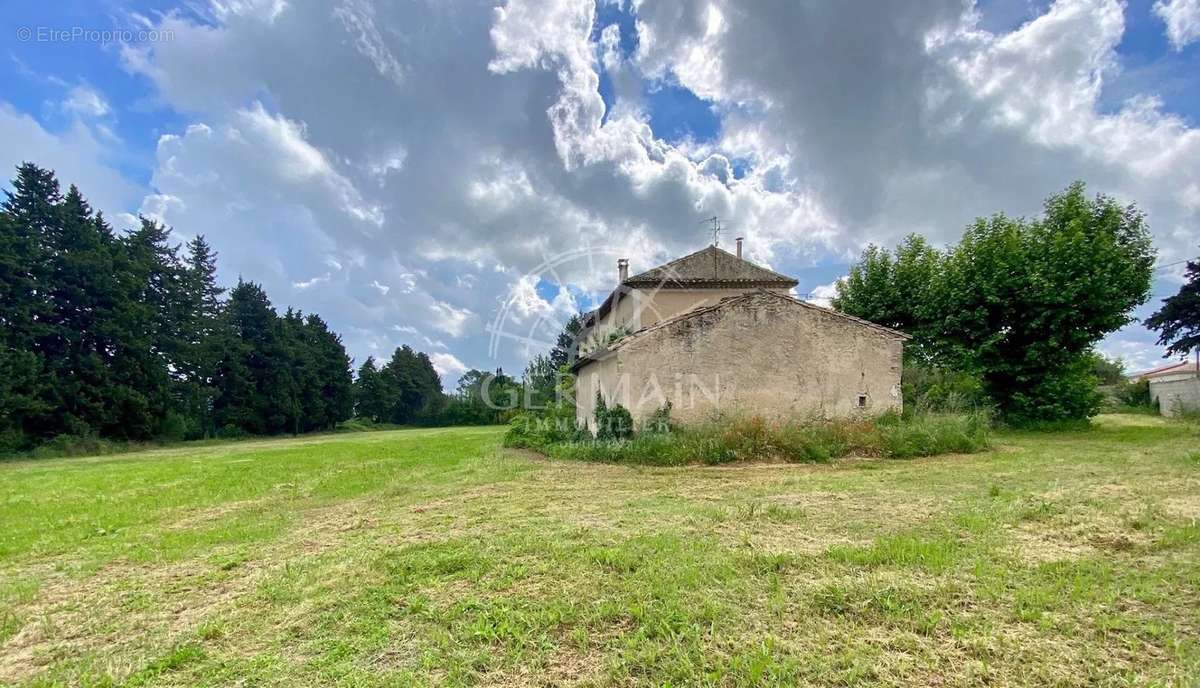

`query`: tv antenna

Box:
[701,216,723,246]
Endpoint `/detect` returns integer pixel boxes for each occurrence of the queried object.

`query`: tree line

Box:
[0,163,581,453]
[424,315,584,427]
[0,163,360,451]
[832,182,1157,423]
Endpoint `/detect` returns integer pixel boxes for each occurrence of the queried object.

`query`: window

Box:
[857,394,868,408]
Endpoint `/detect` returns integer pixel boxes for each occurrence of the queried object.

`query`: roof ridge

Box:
[623,245,797,286]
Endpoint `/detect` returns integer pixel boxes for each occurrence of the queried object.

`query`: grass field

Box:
[1,416,1198,686]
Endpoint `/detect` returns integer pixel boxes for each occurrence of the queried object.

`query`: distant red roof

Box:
[1131,360,1198,381]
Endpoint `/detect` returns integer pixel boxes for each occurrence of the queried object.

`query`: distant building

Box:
[572,241,907,430]
[1132,361,1200,417]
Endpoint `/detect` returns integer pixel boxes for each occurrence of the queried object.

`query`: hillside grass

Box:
[1,416,1198,686]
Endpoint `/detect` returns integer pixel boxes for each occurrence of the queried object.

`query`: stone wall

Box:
[638,288,786,329]
[575,292,903,428]
[1150,374,1200,417]
[582,287,776,354]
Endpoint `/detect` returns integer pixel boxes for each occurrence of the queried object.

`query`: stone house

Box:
[572,241,908,430]
[1133,361,1200,417]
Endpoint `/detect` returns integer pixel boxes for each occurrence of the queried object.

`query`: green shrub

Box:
[594,393,633,441]
[0,429,30,455]
[218,424,249,440]
[643,402,674,434]
[1000,356,1103,426]
[158,412,199,442]
[1116,378,1152,408]
[878,411,990,458]
[902,365,988,414]
[509,410,991,466]
[27,434,125,459]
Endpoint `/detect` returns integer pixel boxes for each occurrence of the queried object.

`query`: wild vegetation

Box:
[507,411,991,465]
[1,415,1197,686]
[833,182,1156,424]
[505,385,991,466]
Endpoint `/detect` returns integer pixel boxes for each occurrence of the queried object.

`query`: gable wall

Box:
[575,292,902,427]
[637,288,787,330]
[582,286,783,354]
[1149,375,1200,417]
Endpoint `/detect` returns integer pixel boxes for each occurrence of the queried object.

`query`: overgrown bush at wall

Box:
[504,406,991,466]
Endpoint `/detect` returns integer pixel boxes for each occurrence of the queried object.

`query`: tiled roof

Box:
[622,245,798,288]
[582,245,798,327]
[1132,360,1198,380]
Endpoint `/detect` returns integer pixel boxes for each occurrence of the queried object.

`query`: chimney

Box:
[618,258,629,282]
[735,236,744,258]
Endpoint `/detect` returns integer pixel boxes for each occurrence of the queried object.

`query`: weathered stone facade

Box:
[575,290,906,429]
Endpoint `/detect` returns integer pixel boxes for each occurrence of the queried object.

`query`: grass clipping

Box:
[505,410,991,465]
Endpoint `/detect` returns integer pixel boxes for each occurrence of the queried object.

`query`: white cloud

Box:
[1154,0,1200,49]
[62,85,111,118]
[1097,337,1172,375]
[429,351,470,382]
[97,0,1197,375]
[139,193,185,224]
[0,102,141,217]
[805,280,843,309]
[505,274,578,324]
[429,301,474,337]
[292,273,330,290]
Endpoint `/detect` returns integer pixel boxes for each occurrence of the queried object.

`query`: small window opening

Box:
[857,394,868,408]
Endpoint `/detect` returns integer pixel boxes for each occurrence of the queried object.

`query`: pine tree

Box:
[548,314,583,369]
[354,356,388,422]
[0,163,363,448]
[102,217,184,438]
[177,235,226,437]
[41,185,115,435]
[0,163,58,352]
[305,314,353,429]
[213,280,298,435]
[281,307,316,434]
[380,346,445,424]
[1145,257,1200,360]
[0,164,58,443]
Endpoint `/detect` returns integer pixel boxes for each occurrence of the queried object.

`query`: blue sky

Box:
[2,0,1198,382]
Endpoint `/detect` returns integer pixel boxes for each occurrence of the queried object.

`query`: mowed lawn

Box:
[1,418,1198,687]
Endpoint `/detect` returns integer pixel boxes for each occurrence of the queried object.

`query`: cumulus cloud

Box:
[62,0,1193,375]
[430,301,474,337]
[805,280,843,309]
[429,351,470,383]
[1154,0,1200,49]
[0,102,140,216]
